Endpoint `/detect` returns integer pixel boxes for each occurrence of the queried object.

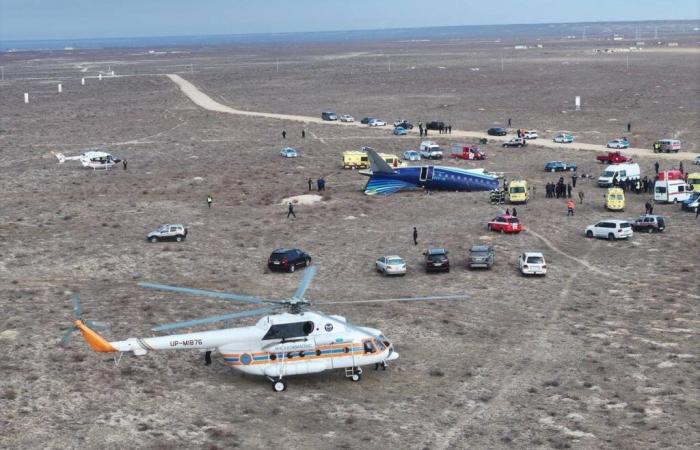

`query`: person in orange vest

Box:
[566,199,575,216]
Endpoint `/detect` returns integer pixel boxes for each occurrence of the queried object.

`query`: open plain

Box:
[0,35,699,449]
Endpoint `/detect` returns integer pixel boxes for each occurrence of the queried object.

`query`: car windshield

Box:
[471,251,489,257]
[270,252,290,260]
[619,223,631,228]
[387,258,404,265]
[603,171,615,177]
[510,187,526,193]
[508,218,520,224]
[526,256,544,264]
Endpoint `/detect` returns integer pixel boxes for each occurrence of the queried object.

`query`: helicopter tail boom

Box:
[75,320,117,353]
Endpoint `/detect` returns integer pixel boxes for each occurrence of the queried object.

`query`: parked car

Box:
[518,252,547,276]
[681,192,700,212]
[147,224,188,243]
[321,111,338,121]
[368,119,387,127]
[394,120,413,129]
[522,130,538,139]
[488,127,508,136]
[596,151,633,164]
[267,248,311,273]
[585,220,633,240]
[607,138,630,149]
[339,114,354,122]
[544,161,577,172]
[419,140,443,159]
[403,150,421,161]
[632,215,666,233]
[393,127,408,136]
[426,121,445,130]
[694,155,700,165]
[279,147,298,158]
[502,138,527,148]
[553,133,574,143]
[375,255,407,276]
[468,245,495,269]
[423,248,450,272]
[487,214,523,234]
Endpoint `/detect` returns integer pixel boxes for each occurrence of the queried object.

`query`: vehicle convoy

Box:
[424,248,450,272]
[518,252,547,276]
[544,161,577,172]
[376,255,407,276]
[147,224,188,243]
[468,245,494,269]
[607,138,630,149]
[450,144,485,160]
[653,139,681,153]
[342,151,405,169]
[553,133,574,143]
[552,133,574,144]
[596,151,633,164]
[585,219,633,240]
[597,163,641,187]
[321,111,338,121]
[654,172,692,203]
[268,248,311,273]
[419,141,443,159]
[604,187,625,211]
[502,138,527,148]
[487,214,523,233]
[487,127,508,136]
[506,180,529,204]
[632,215,666,233]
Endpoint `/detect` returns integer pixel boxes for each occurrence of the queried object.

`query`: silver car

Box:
[376,255,407,276]
[468,245,494,269]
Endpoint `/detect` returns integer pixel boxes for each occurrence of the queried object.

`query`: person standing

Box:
[654,161,660,174]
[505,208,510,215]
[122,158,127,170]
[302,130,306,139]
[680,161,684,174]
[571,173,578,188]
[413,227,418,245]
[648,199,654,215]
[645,201,652,214]
[207,194,213,209]
[627,122,631,132]
[567,183,573,198]
[308,178,313,191]
[512,207,517,217]
[578,191,585,204]
[282,130,287,139]
[287,202,296,218]
[567,199,575,216]
[508,118,512,127]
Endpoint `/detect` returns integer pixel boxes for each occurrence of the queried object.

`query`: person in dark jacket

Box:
[413,227,418,245]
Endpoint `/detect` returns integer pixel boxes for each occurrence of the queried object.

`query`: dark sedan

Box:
[487,127,508,136]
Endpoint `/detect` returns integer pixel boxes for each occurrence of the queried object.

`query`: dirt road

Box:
[167,73,695,162]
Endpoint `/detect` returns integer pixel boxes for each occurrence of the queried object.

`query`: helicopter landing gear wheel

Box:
[351,372,362,382]
[272,379,286,392]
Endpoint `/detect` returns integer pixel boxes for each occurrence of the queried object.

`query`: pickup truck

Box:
[419,141,443,159]
[596,151,633,164]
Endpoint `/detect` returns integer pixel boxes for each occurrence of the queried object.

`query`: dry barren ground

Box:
[0,38,698,450]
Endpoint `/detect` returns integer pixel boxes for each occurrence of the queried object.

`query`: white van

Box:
[653,139,681,153]
[419,141,443,159]
[597,163,641,187]
[654,178,692,203]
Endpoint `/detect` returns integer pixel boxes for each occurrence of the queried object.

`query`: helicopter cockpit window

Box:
[363,340,376,353]
[262,321,315,340]
[375,339,386,351]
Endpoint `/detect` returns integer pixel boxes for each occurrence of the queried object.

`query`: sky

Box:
[1,0,699,41]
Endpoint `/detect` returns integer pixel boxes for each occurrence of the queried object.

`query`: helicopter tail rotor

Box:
[61,295,109,347]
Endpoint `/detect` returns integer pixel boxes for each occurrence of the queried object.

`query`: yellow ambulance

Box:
[506,180,528,204]
[342,151,406,169]
[605,187,625,211]
[687,173,700,192]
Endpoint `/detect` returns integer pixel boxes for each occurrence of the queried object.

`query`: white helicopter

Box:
[67,266,467,391]
[54,150,121,170]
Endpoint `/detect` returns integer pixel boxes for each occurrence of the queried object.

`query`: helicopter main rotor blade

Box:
[291,265,317,300]
[72,295,82,318]
[151,306,282,332]
[138,282,277,305]
[316,294,469,305]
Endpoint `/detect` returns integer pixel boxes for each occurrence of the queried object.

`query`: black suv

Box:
[488,127,507,136]
[426,121,445,130]
[423,248,450,272]
[268,248,311,273]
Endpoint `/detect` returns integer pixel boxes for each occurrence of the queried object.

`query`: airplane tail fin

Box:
[366,149,395,174]
[54,152,66,163]
[74,320,117,353]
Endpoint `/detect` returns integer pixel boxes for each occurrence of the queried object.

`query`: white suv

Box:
[585,220,633,240]
[518,252,547,276]
[147,224,188,243]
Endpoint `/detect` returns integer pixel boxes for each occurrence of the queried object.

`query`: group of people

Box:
[417,122,452,137]
[308,177,326,192]
[612,176,651,194]
[545,177,573,199]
